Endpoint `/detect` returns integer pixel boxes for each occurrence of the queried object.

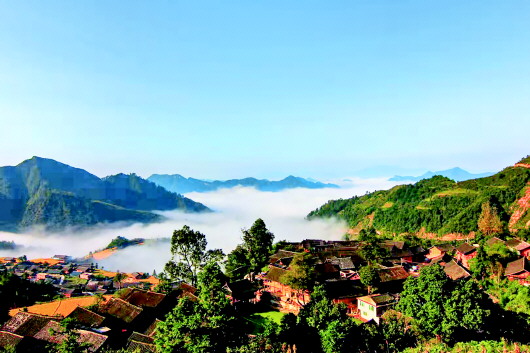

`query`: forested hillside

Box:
[308,157,530,236]
[0,157,209,231]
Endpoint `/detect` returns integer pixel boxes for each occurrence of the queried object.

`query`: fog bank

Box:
[0,177,400,272]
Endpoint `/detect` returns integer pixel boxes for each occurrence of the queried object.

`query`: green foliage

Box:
[105,236,142,249]
[397,265,490,342]
[298,285,345,331]
[379,310,418,352]
[358,265,380,294]
[280,252,317,292]
[308,166,530,236]
[242,218,275,273]
[155,261,242,353]
[401,340,530,353]
[48,318,92,353]
[225,219,275,280]
[0,271,57,322]
[164,225,223,286]
[319,320,357,353]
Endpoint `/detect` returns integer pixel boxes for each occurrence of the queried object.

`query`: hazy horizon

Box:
[0,177,399,272]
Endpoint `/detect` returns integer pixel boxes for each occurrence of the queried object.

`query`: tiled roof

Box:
[9,295,111,318]
[456,243,476,255]
[127,340,157,353]
[505,257,530,276]
[486,237,505,247]
[34,321,107,352]
[331,257,355,270]
[264,266,288,283]
[377,266,409,283]
[357,293,396,306]
[443,260,470,281]
[269,250,300,263]
[505,238,522,249]
[431,244,455,253]
[1,312,56,336]
[119,288,166,308]
[66,306,105,328]
[128,331,154,344]
[0,331,24,348]
[144,319,161,337]
[100,298,143,324]
[515,241,530,251]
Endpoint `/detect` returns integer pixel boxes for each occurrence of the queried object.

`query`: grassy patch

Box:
[244,311,286,334]
[433,188,478,197]
[381,202,394,209]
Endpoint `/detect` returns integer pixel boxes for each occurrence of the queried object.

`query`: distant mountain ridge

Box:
[308,156,530,236]
[0,157,209,231]
[389,167,493,182]
[147,174,339,194]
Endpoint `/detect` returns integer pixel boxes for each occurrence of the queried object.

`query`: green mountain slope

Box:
[0,157,209,231]
[308,157,530,236]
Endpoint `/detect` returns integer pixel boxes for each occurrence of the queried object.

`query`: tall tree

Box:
[478,202,504,236]
[164,225,223,286]
[281,252,317,302]
[242,218,275,273]
[397,264,450,340]
[155,262,242,353]
[359,264,380,294]
[225,244,251,280]
[442,280,490,341]
[358,227,389,265]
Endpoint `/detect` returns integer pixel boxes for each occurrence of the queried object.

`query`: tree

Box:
[379,310,418,352]
[397,264,450,340]
[442,280,489,342]
[225,245,251,280]
[358,228,389,265]
[155,261,243,353]
[242,218,275,273]
[298,285,344,331]
[113,272,127,290]
[49,318,92,353]
[320,319,358,353]
[359,265,380,294]
[478,202,504,236]
[164,225,223,286]
[281,253,317,302]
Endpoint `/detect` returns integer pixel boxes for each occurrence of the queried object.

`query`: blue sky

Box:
[0,1,529,179]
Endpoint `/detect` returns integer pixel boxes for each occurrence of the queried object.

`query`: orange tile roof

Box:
[30,258,62,266]
[9,296,112,318]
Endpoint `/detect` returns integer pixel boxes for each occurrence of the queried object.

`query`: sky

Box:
[0,1,529,179]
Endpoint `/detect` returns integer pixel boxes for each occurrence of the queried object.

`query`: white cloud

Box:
[0,178,401,272]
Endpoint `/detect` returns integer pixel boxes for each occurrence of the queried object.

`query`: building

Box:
[455,243,477,269]
[505,257,530,285]
[356,293,397,324]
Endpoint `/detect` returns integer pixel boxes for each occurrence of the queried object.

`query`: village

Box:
[0,231,529,352]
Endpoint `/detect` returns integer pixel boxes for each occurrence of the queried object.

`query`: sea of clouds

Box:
[0,177,401,273]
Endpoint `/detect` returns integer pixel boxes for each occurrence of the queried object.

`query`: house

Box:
[52,255,70,263]
[269,250,300,264]
[443,260,471,281]
[426,244,455,260]
[377,266,409,292]
[505,257,530,285]
[357,293,398,324]
[455,243,477,269]
[1,312,57,337]
[515,241,530,257]
[486,237,505,247]
[80,272,93,280]
[260,266,310,314]
[224,279,259,305]
[34,321,107,352]
[66,306,106,328]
